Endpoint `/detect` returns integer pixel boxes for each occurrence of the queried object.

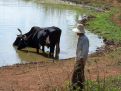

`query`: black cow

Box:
[13,26,62,59]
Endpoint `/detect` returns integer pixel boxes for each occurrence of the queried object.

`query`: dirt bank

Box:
[1,44,121,91]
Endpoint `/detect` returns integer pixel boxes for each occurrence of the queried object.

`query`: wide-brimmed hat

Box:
[72,24,85,33]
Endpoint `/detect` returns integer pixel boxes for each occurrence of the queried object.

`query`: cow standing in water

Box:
[13,26,62,59]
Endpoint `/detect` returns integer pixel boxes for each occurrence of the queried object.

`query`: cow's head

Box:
[13,29,27,50]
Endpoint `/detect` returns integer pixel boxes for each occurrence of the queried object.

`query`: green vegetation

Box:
[61,76,121,91]
[84,76,121,91]
[85,76,121,91]
[87,8,121,43]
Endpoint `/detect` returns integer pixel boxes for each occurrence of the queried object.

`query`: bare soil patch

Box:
[112,13,121,27]
[0,46,121,91]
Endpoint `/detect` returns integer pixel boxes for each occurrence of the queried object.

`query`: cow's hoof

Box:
[49,54,54,59]
[54,56,59,60]
[50,56,54,59]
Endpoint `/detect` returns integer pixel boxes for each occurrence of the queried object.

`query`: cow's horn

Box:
[17,28,22,35]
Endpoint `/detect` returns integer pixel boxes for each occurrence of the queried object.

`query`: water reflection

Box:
[0,0,104,67]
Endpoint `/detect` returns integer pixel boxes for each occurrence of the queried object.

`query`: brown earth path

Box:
[110,0,121,26]
[0,50,121,91]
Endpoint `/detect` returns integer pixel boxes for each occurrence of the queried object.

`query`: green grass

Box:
[61,76,121,91]
[87,8,121,43]
[84,76,121,91]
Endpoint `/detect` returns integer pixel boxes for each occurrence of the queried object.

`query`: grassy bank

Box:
[86,8,121,44]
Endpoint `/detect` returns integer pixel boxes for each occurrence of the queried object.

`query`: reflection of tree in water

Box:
[75,13,80,23]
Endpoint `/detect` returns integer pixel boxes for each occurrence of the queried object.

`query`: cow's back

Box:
[47,26,61,44]
[26,26,43,47]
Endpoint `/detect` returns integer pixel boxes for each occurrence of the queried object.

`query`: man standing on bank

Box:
[71,23,89,91]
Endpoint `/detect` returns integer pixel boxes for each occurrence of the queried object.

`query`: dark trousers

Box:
[71,60,85,91]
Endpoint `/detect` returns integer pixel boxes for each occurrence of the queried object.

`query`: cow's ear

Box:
[17,34,22,37]
[23,35,27,39]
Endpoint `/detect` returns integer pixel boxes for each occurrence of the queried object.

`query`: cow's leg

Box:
[36,48,39,53]
[36,44,40,53]
[42,45,45,53]
[55,42,60,59]
[49,44,55,58]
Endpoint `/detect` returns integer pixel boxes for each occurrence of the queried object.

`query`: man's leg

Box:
[71,60,85,91]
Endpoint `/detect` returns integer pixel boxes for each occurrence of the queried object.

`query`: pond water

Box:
[0,0,104,67]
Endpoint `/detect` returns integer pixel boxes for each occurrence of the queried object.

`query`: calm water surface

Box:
[0,0,104,67]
